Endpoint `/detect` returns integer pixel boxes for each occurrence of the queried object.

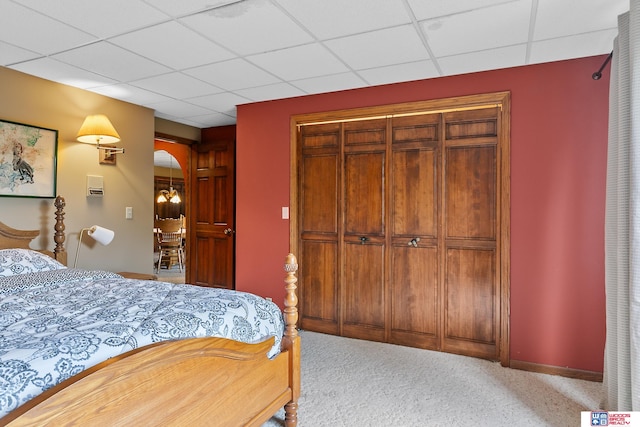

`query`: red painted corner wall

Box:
[235,55,609,373]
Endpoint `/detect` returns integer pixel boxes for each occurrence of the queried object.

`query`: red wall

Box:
[235,55,609,373]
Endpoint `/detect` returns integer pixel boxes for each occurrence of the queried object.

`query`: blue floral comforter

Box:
[0,269,284,417]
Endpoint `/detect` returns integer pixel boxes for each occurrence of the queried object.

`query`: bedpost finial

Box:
[282,253,299,348]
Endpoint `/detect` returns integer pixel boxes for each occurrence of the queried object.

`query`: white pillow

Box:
[0,248,66,277]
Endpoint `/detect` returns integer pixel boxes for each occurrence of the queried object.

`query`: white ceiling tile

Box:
[52,42,171,81]
[146,99,213,117]
[90,83,173,105]
[110,22,235,70]
[184,58,281,90]
[438,45,527,76]
[179,112,237,128]
[534,0,628,41]
[130,72,222,99]
[186,92,250,115]
[0,41,39,66]
[0,1,95,54]
[248,43,349,81]
[179,0,313,55]
[13,0,169,38]
[325,25,429,70]
[10,57,118,89]
[143,0,237,17]
[423,1,531,57]
[358,60,439,86]
[234,82,306,102]
[291,72,368,95]
[529,29,618,65]
[277,0,411,39]
[407,0,521,20]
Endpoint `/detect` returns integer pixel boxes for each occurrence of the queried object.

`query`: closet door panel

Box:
[342,119,386,342]
[342,241,385,342]
[299,123,341,333]
[300,240,339,334]
[344,152,385,236]
[391,149,438,237]
[389,244,439,348]
[445,145,496,240]
[301,154,339,235]
[442,108,500,359]
[444,247,498,358]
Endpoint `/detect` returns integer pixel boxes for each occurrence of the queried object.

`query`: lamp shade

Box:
[87,225,115,245]
[76,114,121,144]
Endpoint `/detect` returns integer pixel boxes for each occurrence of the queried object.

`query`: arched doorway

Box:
[154,139,190,283]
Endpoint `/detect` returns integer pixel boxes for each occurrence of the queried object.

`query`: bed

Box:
[0,196,300,426]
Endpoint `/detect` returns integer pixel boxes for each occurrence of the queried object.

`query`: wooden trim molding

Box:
[510,359,603,382]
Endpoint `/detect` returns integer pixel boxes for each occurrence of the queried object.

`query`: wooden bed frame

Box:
[0,196,301,427]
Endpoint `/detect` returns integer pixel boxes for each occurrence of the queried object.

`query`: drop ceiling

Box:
[1,0,628,128]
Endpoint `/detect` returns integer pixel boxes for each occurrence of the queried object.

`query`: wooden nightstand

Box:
[118,272,158,281]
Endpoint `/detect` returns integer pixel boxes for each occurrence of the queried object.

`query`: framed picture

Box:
[0,119,58,198]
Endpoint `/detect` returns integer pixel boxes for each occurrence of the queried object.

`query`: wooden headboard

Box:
[0,195,68,266]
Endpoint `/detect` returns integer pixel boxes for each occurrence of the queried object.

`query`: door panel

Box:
[344,152,385,236]
[444,247,498,358]
[442,109,499,358]
[298,124,341,332]
[189,126,235,289]
[300,240,339,334]
[342,241,385,342]
[389,244,439,348]
[445,146,496,240]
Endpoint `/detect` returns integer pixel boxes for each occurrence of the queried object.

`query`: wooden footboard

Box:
[0,254,301,427]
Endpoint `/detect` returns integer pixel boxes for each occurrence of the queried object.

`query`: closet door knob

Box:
[360,236,369,244]
[408,237,420,247]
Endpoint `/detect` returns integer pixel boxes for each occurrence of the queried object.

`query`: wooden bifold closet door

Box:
[295,93,510,363]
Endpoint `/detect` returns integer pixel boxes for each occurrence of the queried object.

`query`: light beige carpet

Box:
[264,331,601,427]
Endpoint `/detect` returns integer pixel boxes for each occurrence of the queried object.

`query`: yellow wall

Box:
[0,67,165,273]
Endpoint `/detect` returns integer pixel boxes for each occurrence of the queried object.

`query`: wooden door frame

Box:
[290,92,511,366]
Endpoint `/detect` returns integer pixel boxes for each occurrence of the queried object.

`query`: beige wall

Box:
[0,66,181,273]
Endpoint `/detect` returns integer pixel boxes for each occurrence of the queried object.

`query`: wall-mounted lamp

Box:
[73,225,115,268]
[76,114,123,157]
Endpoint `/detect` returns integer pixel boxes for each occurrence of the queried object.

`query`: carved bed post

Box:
[53,196,67,266]
[282,253,300,427]
[283,253,299,348]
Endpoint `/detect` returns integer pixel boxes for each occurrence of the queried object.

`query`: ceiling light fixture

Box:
[157,155,181,204]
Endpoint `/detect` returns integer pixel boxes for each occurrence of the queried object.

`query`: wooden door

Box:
[341,119,387,342]
[294,93,510,363]
[441,108,501,359]
[188,126,235,289]
[389,114,441,349]
[298,123,341,334]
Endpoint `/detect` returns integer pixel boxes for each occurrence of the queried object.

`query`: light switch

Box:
[125,206,133,219]
[282,207,289,219]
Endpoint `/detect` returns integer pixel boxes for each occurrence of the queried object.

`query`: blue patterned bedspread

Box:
[0,269,284,417]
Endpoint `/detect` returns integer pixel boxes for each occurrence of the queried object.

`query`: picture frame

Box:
[0,119,58,198]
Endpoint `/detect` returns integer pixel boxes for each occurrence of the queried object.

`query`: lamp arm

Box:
[73,227,91,268]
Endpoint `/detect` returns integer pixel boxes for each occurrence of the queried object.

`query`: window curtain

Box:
[604,0,640,411]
